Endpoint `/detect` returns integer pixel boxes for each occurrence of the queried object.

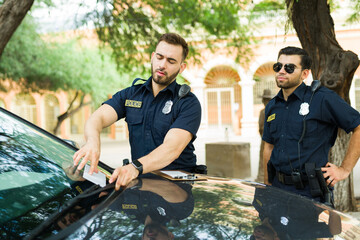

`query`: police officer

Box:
[263,46,360,201]
[73,33,201,190]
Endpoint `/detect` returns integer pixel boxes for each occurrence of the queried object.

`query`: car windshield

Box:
[0,108,78,225]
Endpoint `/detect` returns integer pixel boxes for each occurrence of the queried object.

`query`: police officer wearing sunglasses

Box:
[263,46,360,203]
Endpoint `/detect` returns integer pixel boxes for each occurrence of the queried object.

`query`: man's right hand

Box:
[73,140,100,175]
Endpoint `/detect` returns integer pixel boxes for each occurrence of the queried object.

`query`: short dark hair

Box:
[278,46,312,70]
[156,33,189,62]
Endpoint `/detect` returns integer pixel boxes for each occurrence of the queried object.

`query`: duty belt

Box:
[276,171,308,185]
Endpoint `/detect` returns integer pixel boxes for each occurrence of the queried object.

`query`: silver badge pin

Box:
[162,100,173,114]
[299,102,309,116]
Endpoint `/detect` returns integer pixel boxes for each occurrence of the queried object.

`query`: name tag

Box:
[125,100,142,108]
[122,204,137,210]
[267,113,276,122]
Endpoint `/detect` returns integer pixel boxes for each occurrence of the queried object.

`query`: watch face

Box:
[132,160,143,174]
[132,160,142,168]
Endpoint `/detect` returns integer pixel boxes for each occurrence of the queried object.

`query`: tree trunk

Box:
[53,92,91,135]
[286,0,360,211]
[0,0,34,57]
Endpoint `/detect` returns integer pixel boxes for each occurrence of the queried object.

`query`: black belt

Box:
[276,171,308,185]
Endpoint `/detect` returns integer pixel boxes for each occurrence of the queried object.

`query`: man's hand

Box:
[73,140,100,175]
[109,164,139,191]
[321,162,351,187]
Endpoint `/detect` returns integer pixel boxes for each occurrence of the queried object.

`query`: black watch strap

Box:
[131,159,143,175]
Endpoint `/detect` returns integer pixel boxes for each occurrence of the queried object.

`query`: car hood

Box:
[54,175,360,240]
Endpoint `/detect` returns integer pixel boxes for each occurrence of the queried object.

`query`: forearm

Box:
[140,128,192,173]
[340,125,360,173]
[84,105,118,143]
[263,142,274,183]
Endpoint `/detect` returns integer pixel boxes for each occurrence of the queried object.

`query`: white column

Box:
[239,77,258,137]
[191,79,206,128]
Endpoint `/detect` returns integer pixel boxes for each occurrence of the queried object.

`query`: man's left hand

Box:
[321,162,351,187]
[109,164,139,191]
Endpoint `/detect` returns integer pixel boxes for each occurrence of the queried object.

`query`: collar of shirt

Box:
[143,76,178,99]
[275,82,307,102]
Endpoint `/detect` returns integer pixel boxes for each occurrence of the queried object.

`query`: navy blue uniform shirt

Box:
[103,77,202,172]
[263,82,360,174]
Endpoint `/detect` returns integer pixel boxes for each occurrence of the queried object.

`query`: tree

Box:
[0,16,125,135]
[80,0,256,73]
[0,0,35,57]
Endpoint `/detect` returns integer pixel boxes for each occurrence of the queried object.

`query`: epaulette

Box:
[132,78,147,86]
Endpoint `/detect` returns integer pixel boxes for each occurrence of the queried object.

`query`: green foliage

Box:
[346,0,360,23]
[80,0,256,74]
[0,16,127,105]
[251,0,285,12]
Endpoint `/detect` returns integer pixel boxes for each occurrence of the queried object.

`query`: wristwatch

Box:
[131,159,143,175]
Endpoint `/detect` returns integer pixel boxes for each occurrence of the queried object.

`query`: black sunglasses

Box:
[273,62,298,74]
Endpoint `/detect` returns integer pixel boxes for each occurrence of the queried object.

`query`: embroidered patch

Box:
[122,204,137,210]
[125,100,142,108]
[267,113,276,122]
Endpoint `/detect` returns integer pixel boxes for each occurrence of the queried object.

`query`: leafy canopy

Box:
[80,0,256,73]
[0,16,126,104]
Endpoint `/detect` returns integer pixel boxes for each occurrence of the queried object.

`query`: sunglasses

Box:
[273,62,298,74]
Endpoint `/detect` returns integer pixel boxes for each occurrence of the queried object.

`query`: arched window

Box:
[204,65,241,128]
[253,62,279,105]
[13,94,37,124]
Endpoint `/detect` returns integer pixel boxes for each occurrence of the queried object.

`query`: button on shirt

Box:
[103,77,202,172]
[262,83,360,174]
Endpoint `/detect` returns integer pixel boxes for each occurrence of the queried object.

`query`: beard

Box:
[276,75,302,89]
[152,63,180,86]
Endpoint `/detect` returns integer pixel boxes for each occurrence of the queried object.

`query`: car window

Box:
[0,108,79,225]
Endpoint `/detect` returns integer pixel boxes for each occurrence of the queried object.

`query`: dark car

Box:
[1,107,360,240]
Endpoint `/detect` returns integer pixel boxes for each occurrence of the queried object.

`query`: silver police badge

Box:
[162,100,173,114]
[299,102,310,116]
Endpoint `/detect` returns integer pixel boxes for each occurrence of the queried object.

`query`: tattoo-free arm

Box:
[263,141,274,185]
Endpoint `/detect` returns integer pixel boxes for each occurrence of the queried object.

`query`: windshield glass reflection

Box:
[0,109,78,225]
[66,175,194,239]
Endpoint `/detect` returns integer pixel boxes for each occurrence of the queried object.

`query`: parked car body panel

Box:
[1,107,360,240]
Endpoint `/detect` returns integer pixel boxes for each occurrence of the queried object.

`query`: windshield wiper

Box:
[25,183,117,240]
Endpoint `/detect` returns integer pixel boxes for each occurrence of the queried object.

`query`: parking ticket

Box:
[83,165,106,187]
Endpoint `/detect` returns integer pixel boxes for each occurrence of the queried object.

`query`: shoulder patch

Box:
[267,113,276,122]
[132,78,146,86]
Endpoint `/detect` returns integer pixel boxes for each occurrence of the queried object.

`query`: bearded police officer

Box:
[73,33,201,190]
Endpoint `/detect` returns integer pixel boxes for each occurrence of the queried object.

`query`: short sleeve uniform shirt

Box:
[103,77,202,172]
[262,83,360,174]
